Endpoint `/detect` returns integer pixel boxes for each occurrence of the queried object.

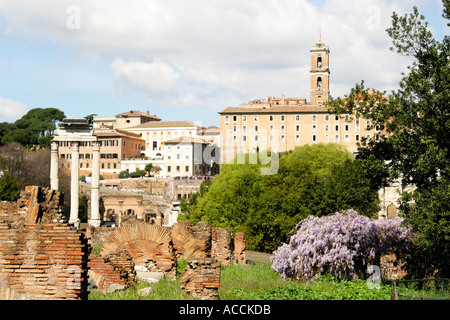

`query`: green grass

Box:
[88,262,392,300]
[219,263,392,300]
[88,278,193,300]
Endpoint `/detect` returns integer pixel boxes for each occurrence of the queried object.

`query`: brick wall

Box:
[0,186,89,300]
[179,258,221,300]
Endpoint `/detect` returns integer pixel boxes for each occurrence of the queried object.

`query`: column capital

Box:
[71,141,79,149]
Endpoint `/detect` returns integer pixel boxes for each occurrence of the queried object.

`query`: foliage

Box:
[220,263,391,300]
[270,210,414,282]
[327,2,450,277]
[129,170,146,178]
[118,170,130,179]
[181,144,380,252]
[0,172,22,201]
[89,279,192,300]
[1,108,65,147]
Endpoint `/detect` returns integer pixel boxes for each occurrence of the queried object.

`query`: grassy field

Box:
[89,262,393,300]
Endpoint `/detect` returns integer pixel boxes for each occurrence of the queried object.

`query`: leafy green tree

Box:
[1,108,65,147]
[327,2,450,276]
[181,144,380,252]
[0,172,22,201]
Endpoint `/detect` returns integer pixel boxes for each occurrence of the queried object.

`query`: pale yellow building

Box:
[219,39,380,163]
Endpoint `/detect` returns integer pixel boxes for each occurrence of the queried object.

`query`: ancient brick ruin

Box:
[0,186,88,300]
[0,186,246,300]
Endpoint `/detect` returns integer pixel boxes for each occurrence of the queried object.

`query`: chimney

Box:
[147,110,150,115]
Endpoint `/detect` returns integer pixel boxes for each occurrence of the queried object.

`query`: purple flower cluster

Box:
[270,210,413,281]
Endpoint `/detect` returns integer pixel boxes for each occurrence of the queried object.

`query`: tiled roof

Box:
[115,110,161,120]
[127,121,200,129]
[94,129,142,139]
[218,105,331,114]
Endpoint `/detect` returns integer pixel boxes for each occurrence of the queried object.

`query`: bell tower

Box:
[310,35,330,105]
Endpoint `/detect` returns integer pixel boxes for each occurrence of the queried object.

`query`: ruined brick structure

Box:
[179,258,221,300]
[1,186,246,300]
[0,186,89,300]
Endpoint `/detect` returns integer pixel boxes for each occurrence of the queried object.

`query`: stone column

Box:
[89,142,101,227]
[50,141,59,191]
[69,142,80,228]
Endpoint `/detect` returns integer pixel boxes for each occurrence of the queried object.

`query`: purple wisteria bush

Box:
[270,209,414,281]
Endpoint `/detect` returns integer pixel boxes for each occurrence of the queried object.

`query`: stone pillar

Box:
[50,141,59,191]
[89,142,101,227]
[69,142,80,228]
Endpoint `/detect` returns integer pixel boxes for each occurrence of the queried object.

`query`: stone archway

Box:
[100,223,176,278]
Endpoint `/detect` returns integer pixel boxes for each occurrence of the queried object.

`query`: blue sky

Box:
[0,0,447,127]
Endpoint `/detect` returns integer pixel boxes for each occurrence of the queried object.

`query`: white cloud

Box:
[111,58,180,94]
[0,0,441,115]
[0,97,28,122]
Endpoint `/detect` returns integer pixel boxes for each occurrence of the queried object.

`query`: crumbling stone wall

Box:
[211,227,233,266]
[88,250,135,293]
[0,186,89,300]
[179,258,221,300]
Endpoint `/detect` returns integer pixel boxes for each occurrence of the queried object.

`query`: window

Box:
[79,154,84,159]
[317,77,322,89]
[335,135,339,142]
[168,166,171,172]
[356,134,360,142]
[317,57,322,68]
[281,125,285,132]
[325,124,329,132]
[225,115,230,123]
[312,115,317,121]
[280,115,285,121]
[335,115,339,121]
[233,125,237,132]
[242,125,247,132]
[153,141,157,150]
[345,135,349,142]
[325,114,330,121]
[312,125,317,132]
[101,163,104,169]
[296,125,300,132]
[281,135,285,142]
[243,135,247,142]
[325,135,329,142]
[296,135,300,142]
[335,125,339,132]
[176,166,180,172]
[312,135,317,142]
[345,124,349,132]
[269,135,274,142]
[186,166,189,172]
[177,154,181,160]
[254,135,258,142]
[296,115,300,121]
[233,135,237,142]
[186,155,189,159]
[100,154,106,159]
[243,115,247,122]
[254,125,258,132]
[269,125,274,132]
[254,115,259,121]
[269,115,274,122]
[233,115,237,122]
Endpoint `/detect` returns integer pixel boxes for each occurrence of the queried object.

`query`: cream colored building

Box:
[219,39,380,163]
[163,137,215,177]
[123,121,203,159]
